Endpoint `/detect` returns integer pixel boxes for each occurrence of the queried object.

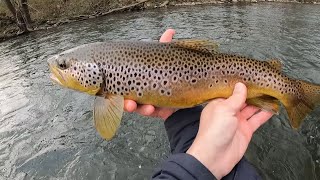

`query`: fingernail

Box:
[234,83,243,93]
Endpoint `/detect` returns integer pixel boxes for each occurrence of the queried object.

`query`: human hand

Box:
[123,29,177,120]
[186,83,273,179]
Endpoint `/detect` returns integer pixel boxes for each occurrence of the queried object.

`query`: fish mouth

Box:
[49,65,65,86]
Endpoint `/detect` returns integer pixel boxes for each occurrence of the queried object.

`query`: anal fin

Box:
[94,94,124,140]
[247,95,280,114]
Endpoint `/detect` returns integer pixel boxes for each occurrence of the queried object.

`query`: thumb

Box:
[225,83,247,111]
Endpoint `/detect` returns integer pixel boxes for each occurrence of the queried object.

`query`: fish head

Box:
[47,52,103,96]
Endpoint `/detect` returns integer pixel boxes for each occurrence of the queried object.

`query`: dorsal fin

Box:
[171,39,219,54]
[267,59,282,71]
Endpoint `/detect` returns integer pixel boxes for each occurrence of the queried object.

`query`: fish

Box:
[47,40,320,140]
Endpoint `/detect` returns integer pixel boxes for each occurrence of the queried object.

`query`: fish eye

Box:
[57,59,70,70]
[58,63,66,69]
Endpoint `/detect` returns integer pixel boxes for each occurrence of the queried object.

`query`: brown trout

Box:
[48,40,320,140]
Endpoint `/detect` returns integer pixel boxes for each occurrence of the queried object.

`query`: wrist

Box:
[186,146,224,179]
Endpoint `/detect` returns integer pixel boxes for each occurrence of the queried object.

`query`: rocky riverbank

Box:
[0,0,319,42]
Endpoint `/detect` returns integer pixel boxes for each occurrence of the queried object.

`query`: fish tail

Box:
[284,80,320,128]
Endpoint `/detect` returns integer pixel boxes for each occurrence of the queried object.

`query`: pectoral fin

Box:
[247,95,280,114]
[94,94,124,140]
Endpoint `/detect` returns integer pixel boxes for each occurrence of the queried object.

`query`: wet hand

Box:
[124,29,177,120]
[187,83,273,179]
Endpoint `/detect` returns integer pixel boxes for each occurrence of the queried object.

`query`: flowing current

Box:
[0,3,319,180]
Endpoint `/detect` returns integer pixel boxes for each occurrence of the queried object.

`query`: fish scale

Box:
[48,40,320,140]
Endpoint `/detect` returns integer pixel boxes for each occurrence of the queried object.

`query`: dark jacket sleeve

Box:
[152,106,261,180]
[165,106,203,154]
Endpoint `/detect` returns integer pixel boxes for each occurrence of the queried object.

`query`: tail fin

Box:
[284,80,320,128]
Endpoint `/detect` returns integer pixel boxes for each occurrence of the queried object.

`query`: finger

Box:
[153,108,177,121]
[239,105,260,120]
[135,104,155,116]
[159,29,175,42]
[207,98,225,105]
[247,110,274,132]
[124,100,137,112]
[225,83,247,111]
[204,98,225,110]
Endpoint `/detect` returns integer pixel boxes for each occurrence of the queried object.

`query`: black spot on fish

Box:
[163,80,168,86]
[153,83,157,89]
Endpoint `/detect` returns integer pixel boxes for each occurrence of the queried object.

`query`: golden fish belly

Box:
[122,75,290,109]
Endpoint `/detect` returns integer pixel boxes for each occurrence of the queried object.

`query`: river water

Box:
[0,3,319,180]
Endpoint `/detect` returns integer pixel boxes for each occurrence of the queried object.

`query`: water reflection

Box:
[0,3,319,180]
